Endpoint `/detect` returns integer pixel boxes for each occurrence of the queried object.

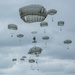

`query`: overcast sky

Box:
[0,0,75,75]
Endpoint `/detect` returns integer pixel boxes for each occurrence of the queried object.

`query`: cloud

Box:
[0,0,75,75]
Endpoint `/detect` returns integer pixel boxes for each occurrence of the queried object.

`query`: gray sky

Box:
[0,0,75,75]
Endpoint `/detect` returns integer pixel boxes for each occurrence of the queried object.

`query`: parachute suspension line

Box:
[67,46,69,49]
[44,29,46,33]
[51,17,53,22]
[45,42,47,48]
[11,33,13,37]
[60,27,62,31]
[19,39,21,45]
[35,56,39,71]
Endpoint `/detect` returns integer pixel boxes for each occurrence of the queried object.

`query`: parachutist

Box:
[33,37,36,41]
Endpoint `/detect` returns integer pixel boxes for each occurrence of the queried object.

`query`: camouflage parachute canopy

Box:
[8,24,18,30]
[58,21,64,26]
[29,59,35,63]
[19,4,47,23]
[47,9,57,15]
[42,36,49,40]
[28,46,43,55]
[64,39,72,44]
[40,22,48,27]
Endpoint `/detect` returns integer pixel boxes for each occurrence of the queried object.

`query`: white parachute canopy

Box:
[8,24,18,37]
[64,39,72,49]
[19,4,47,23]
[40,22,48,33]
[47,9,57,21]
[28,46,43,57]
[58,21,64,31]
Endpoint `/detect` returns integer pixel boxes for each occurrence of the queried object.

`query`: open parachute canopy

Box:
[58,21,64,31]
[8,24,18,37]
[8,24,18,30]
[58,21,64,26]
[22,56,26,58]
[29,59,35,63]
[31,31,37,34]
[64,39,72,49]
[19,4,47,23]
[47,9,57,15]
[40,22,48,27]
[28,46,43,55]
[47,9,57,21]
[42,36,49,40]
[17,34,24,38]
[12,58,17,61]
[20,58,25,61]
[64,39,72,44]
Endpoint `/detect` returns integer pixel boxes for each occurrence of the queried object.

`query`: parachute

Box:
[47,9,57,21]
[12,58,17,61]
[28,46,43,57]
[22,56,26,58]
[29,59,35,70]
[40,22,48,27]
[20,58,25,63]
[58,21,64,31]
[17,34,24,45]
[17,34,24,38]
[29,59,35,63]
[42,36,49,48]
[40,22,48,33]
[42,36,49,40]
[12,58,17,64]
[8,24,18,37]
[64,39,72,49]
[28,46,42,70]
[31,31,37,34]
[19,4,47,23]
[20,58,25,61]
